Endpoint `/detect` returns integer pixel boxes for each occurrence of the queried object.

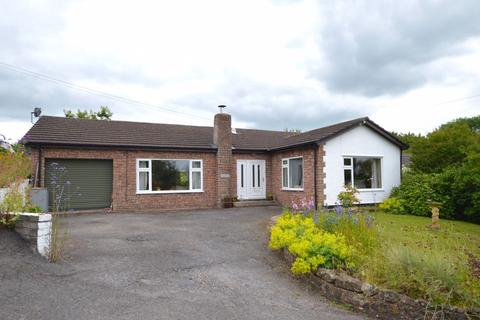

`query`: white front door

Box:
[237,160,266,200]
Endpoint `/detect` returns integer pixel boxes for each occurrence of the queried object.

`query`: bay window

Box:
[282,157,303,190]
[137,159,203,193]
[343,156,382,189]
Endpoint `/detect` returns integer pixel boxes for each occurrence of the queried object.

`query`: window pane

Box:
[344,169,352,186]
[241,164,244,188]
[343,158,351,166]
[282,160,288,165]
[289,158,303,188]
[252,164,255,187]
[192,171,201,190]
[152,160,190,191]
[139,171,149,191]
[257,165,260,187]
[139,160,149,168]
[282,167,288,188]
[192,161,201,169]
[353,157,381,189]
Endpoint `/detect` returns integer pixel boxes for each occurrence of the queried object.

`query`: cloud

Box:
[312,0,480,96]
[173,73,369,131]
[0,0,479,142]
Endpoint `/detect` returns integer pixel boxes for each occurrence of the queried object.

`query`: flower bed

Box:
[268,196,480,319]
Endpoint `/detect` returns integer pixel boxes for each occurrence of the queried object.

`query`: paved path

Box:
[0,207,365,320]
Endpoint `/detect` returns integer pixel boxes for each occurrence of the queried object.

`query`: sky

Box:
[1,0,480,143]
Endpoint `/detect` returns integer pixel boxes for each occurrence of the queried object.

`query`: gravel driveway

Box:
[0,207,365,320]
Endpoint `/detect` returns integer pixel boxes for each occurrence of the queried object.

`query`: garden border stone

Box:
[14,213,51,258]
[268,215,480,320]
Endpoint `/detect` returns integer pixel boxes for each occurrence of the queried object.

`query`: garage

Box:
[45,159,113,211]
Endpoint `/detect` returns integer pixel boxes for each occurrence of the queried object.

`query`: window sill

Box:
[281,188,304,192]
[357,188,384,192]
[136,190,204,195]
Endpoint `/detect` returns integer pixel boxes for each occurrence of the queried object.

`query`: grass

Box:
[364,211,480,309]
[372,211,480,260]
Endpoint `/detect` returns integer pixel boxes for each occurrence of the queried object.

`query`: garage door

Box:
[45,159,113,211]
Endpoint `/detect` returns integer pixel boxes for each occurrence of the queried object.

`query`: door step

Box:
[233,200,278,208]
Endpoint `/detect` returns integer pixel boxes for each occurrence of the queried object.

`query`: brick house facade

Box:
[23,111,407,212]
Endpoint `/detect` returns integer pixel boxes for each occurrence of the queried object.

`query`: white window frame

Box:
[136,159,203,194]
[281,156,304,191]
[343,156,383,191]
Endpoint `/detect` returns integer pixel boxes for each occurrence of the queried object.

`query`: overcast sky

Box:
[1,0,480,142]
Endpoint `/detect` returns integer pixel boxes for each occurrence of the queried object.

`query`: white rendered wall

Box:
[323,125,401,206]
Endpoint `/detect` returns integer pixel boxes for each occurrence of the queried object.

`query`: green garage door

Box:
[45,159,113,211]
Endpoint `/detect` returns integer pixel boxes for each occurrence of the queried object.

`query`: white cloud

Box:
[0,0,479,142]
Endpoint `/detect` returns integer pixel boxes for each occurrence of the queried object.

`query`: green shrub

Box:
[0,180,24,228]
[0,152,31,188]
[269,212,355,274]
[337,184,360,208]
[0,181,25,214]
[433,164,480,222]
[379,197,406,215]
[390,173,452,218]
[25,206,43,213]
[0,213,19,229]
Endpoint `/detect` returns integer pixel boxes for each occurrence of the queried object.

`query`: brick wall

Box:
[31,146,217,211]
[213,113,232,206]
[29,142,326,212]
[271,145,325,208]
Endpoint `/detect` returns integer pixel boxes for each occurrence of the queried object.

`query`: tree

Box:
[440,115,480,132]
[410,121,478,173]
[64,106,113,120]
[390,131,425,154]
[385,115,480,222]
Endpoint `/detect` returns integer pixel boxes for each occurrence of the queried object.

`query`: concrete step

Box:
[233,200,278,208]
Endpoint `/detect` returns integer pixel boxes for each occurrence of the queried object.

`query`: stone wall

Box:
[279,248,478,320]
[15,213,52,258]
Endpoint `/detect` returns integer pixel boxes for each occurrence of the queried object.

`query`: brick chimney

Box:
[213,105,232,207]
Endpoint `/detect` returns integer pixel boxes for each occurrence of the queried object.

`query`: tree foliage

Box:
[410,122,478,173]
[64,106,113,120]
[385,115,480,223]
[391,131,425,153]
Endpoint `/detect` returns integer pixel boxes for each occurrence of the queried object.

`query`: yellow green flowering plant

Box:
[269,212,355,275]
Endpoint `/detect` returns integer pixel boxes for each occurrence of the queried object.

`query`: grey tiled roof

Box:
[22,116,407,150]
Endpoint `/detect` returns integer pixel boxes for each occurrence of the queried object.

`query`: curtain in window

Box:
[192,171,201,189]
[371,159,381,188]
[139,172,149,191]
[289,158,303,188]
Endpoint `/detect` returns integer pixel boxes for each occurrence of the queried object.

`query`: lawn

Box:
[365,211,480,309]
[372,211,480,260]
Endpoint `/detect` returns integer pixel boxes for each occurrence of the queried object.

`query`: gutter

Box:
[24,142,218,153]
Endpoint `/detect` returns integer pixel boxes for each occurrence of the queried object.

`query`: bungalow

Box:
[22,107,407,211]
